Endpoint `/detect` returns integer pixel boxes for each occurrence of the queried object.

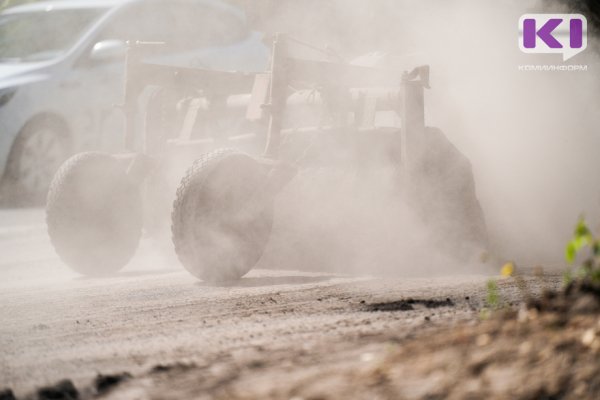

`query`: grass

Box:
[564,217,600,285]
[482,217,600,320]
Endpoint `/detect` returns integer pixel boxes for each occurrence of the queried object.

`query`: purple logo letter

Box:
[519,14,588,61]
[523,18,563,48]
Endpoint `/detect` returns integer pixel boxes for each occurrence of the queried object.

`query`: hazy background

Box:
[2,0,599,269]
[241,0,600,267]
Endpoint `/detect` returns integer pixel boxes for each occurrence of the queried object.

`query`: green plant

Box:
[485,279,500,308]
[480,263,514,318]
[480,278,504,320]
[564,217,600,284]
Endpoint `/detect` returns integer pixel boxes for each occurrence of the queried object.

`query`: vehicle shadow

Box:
[197,274,338,288]
[75,268,180,280]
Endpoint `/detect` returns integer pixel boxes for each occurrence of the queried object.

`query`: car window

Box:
[0,9,104,63]
[98,1,248,51]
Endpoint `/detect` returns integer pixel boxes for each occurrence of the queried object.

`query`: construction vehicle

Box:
[46,35,487,281]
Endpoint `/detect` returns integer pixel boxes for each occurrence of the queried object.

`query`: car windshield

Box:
[0,9,105,63]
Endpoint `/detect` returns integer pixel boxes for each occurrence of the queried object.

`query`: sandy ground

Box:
[0,209,572,399]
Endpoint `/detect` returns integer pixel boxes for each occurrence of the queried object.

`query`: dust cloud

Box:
[247,0,600,272]
[6,0,599,278]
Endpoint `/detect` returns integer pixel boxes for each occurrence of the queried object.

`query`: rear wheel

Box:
[172,149,274,282]
[3,119,70,206]
[46,152,143,276]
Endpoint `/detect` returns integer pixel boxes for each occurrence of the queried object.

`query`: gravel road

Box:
[0,209,562,399]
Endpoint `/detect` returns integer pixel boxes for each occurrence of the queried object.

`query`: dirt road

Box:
[0,209,564,399]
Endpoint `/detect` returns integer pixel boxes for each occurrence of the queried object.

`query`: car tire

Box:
[46,152,143,276]
[2,118,70,206]
[172,149,274,282]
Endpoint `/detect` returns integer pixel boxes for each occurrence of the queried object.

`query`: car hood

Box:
[148,32,270,73]
[0,62,50,90]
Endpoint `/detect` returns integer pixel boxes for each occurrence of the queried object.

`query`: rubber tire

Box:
[46,152,143,276]
[3,118,70,206]
[172,149,274,282]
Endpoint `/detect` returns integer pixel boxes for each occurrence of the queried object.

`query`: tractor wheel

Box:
[172,149,273,282]
[46,152,143,276]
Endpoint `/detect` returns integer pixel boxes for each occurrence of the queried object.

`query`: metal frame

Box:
[120,36,431,170]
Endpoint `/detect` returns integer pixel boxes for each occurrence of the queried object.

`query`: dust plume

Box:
[6,0,598,279]
[247,0,600,274]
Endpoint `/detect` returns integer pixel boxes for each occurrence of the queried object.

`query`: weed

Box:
[564,217,600,285]
[486,279,500,309]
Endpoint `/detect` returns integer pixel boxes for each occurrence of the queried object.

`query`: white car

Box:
[0,0,269,204]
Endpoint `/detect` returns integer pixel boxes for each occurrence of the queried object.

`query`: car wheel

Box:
[3,119,70,206]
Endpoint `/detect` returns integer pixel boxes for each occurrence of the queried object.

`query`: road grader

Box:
[45,35,487,281]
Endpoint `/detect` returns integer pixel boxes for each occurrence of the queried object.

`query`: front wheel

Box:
[46,152,143,276]
[172,149,274,282]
